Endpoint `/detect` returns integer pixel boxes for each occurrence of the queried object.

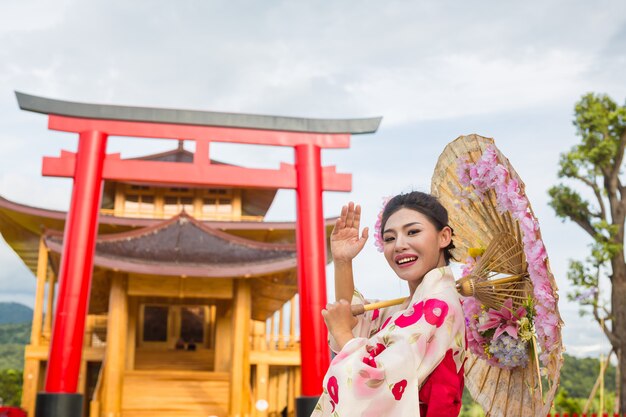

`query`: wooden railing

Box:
[85,314,108,348]
[250,296,301,417]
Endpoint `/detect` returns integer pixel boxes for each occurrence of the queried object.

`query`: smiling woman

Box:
[312,192,465,417]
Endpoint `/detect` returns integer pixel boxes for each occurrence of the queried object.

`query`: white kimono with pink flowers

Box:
[311,267,466,417]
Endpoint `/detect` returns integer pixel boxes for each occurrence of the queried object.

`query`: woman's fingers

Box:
[331,217,342,236]
[361,227,369,242]
[345,202,355,228]
[353,204,362,230]
[339,204,348,223]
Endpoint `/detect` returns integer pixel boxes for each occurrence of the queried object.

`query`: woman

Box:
[311,192,466,417]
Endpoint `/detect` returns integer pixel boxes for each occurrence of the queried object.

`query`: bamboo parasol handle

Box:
[350,297,407,316]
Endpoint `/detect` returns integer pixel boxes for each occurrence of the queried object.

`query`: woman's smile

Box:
[394,254,418,267]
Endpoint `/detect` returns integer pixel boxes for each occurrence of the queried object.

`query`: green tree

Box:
[553,388,583,414]
[0,369,23,406]
[548,92,626,411]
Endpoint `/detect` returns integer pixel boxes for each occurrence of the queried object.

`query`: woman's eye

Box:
[383,236,394,243]
[408,229,420,236]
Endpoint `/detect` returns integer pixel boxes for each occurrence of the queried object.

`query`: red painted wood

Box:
[48,115,351,148]
[42,152,351,191]
[294,144,329,396]
[44,130,107,392]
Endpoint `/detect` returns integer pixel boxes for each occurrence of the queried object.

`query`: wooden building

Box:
[0,144,335,417]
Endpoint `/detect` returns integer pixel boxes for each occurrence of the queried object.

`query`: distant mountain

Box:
[0,302,32,325]
[0,323,30,345]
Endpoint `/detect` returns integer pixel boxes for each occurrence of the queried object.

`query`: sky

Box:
[0,0,625,357]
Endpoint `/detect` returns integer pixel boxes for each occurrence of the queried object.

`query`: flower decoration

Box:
[374,196,393,252]
[456,145,559,368]
[478,298,527,340]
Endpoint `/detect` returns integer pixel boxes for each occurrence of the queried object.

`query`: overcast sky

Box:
[1,0,625,357]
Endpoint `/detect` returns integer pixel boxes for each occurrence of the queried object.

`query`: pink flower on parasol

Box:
[477,298,526,340]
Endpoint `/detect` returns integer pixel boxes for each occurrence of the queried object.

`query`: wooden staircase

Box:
[121,370,230,417]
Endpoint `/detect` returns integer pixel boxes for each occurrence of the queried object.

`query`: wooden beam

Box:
[23,345,105,362]
[249,350,301,366]
[30,238,48,346]
[42,270,56,340]
[128,274,233,299]
[230,279,251,417]
[103,273,128,415]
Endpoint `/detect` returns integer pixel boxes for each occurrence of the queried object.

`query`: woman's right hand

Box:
[331,202,369,262]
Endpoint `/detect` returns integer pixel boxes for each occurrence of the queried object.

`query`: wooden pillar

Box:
[277,307,285,350]
[214,301,233,372]
[102,274,128,416]
[31,238,48,346]
[288,367,296,415]
[269,314,275,351]
[21,358,40,417]
[208,304,217,349]
[289,296,296,348]
[255,364,269,417]
[43,271,57,341]
[126,297,137,371]
[78,360,87,395]
[230,279,251,417]
[277,368,288,414]
[233,189,243,220]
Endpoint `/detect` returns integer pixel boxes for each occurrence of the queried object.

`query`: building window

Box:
[122,184,157,218]
[125,194,155,214]
[164,195,194,216]
[202,196,233,216]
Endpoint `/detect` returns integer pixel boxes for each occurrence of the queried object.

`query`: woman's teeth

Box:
[397,257,417,265]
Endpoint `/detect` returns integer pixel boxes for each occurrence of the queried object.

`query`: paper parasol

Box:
[431,134,563,417]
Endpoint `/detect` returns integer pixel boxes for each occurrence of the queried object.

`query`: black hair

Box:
[380,191,456,264]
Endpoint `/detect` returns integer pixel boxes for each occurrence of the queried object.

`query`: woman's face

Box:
[382,208,451,285]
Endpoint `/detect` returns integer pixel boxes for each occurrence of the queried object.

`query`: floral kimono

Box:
[311,266,466,417]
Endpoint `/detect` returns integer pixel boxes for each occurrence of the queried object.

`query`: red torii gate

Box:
[16,92,381,417]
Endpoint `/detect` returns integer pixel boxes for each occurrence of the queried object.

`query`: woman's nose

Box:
[394,234,409,251]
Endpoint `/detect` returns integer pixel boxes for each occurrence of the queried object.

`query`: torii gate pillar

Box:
[16,92,381,417]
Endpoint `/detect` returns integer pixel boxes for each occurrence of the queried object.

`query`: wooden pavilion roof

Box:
[0,194,336,276]
[44,212,298,278]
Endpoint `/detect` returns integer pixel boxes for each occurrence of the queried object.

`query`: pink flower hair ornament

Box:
[374,196,393,252]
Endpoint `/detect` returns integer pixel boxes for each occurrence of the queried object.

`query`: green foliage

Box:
[460,387,485,417]
[0,303,33,325]
[0,369,23,407]
[573,93,626,171]
[554,388,583,414]
[548,185,593,224]
[0,345,25,371]
[548,93,626,338]
[0,323,29,371]
[0,323,30,345]
[560,353,615,398]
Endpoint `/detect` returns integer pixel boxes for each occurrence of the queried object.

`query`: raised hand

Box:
[331,202,369,262]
